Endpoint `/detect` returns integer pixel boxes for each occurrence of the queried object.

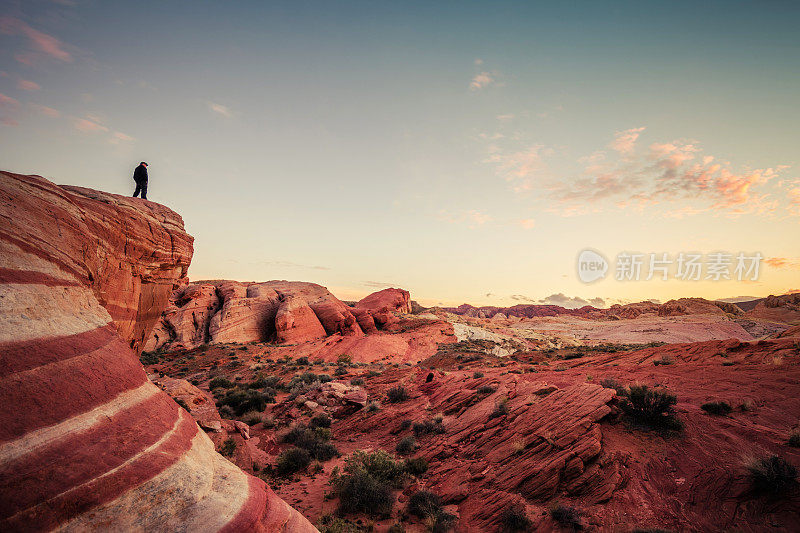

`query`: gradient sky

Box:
[2,0,799,307]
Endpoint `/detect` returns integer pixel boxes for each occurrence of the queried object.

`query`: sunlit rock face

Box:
[0,171,316,532]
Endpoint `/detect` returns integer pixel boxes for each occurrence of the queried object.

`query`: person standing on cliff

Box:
[132,161,148,200]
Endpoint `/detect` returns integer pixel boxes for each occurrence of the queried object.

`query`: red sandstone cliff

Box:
[0,171,315,532]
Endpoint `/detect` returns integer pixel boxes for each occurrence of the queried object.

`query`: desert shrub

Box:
[408,490,441,517]
[296,356,310,366]
[413,419,445,437]
[217,388,275,416]
[477,385,496,395]
[289,379,322,399]
[499,502,532,532]
[350,377,365,386]
[399,419,412,431]
[404,456,429,476]
[282,424,339,461]
[600,378,625,395]
[316,514,361,533]
[240,410,262,426]
[366,401,380,412]
[618,384,682,430]
[473,371,484,379]
[387,524,405,533]
[701,401,732,416]
[747,455,798,495]
[489,398,509,419]
[331,450,406,516]
[334,366,349,376]
[219,438,236,458]
[311,413,332,428]
[248,375,281,390]
[366,370,381,378]
[396,436,417,455]
[653,355,674,366]
[262,414,276,428]
[387,385,409,403]
[209,377,234,389]
[276,446,311,476]
[550,503,583,530]
[336,353,352,365]
[788,432,800,447]
[139,351,160,365]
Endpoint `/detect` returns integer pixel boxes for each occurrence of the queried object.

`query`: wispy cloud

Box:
[208,101,233,118]
[0,92,20,126]
[484,127,795,218]
[30,103,60,117]
[538,293,591,308]
[609,126,646,155]
[17,79,40,91]
[0,93,20,107]
[765,257,800,269]
[109,131,134,144]
[363,281,400,289]
[496,113,515,121]
[0,17,73,64]
[516,218,535,229]
[74,116,108,133]
[470,72,494,91]
[439,209,492,228]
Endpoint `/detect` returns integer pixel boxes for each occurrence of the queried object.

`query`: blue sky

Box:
[2,1,799,306]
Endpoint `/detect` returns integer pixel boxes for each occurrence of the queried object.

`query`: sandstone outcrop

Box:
[0,172,315,532]
[146,281,413,351]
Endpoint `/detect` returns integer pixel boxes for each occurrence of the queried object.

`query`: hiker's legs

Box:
[133,182,141,197]
[140,181,147,200]
[133,181,148,199]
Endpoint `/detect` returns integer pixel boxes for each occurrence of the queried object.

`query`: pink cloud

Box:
[470,72,493,91]
[0,93,20,107]
[609,127,645,154]
[0,17,73,63]
[517,218,535,229]
[74,117,109,133]
[30,104,60,117]
[17,79,40,91]
[1,117,18,126]
[109,131,134,144]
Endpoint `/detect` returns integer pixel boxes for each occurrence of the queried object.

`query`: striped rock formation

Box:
[146,280,412,351]
[0,172,315,532]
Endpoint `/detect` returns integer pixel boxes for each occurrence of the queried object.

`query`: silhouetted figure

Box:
[132,162,148,199]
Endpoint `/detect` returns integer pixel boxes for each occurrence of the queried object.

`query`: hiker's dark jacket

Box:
[133,165,148,183]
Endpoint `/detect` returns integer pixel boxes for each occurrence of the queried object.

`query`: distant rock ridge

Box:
[444,297,743,321]
[146,282,412,351]
[0,171,315,532]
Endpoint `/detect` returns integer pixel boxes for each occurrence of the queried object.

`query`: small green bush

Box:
[412,419,445,437]
[618,384,682,430]
[350,377,365,386]
[500,502,532,532]
[473,371,484,379]
[701,401,732,416]
[337,354,352,365]
[477,385,495,395]
[282,424,339,461]
[387,385,409,403]
[219,438,236,458]
[407,490,442,518]
[209,377,235,389]
[489,398,509,419]
[403,456,428,476]
[311,413,332,428]
[748,455,798,495]
[331,450,406,517]
[788,432,800,447]
[217,388,275,416]
[276,446,311,476]
[396,436,417,455]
